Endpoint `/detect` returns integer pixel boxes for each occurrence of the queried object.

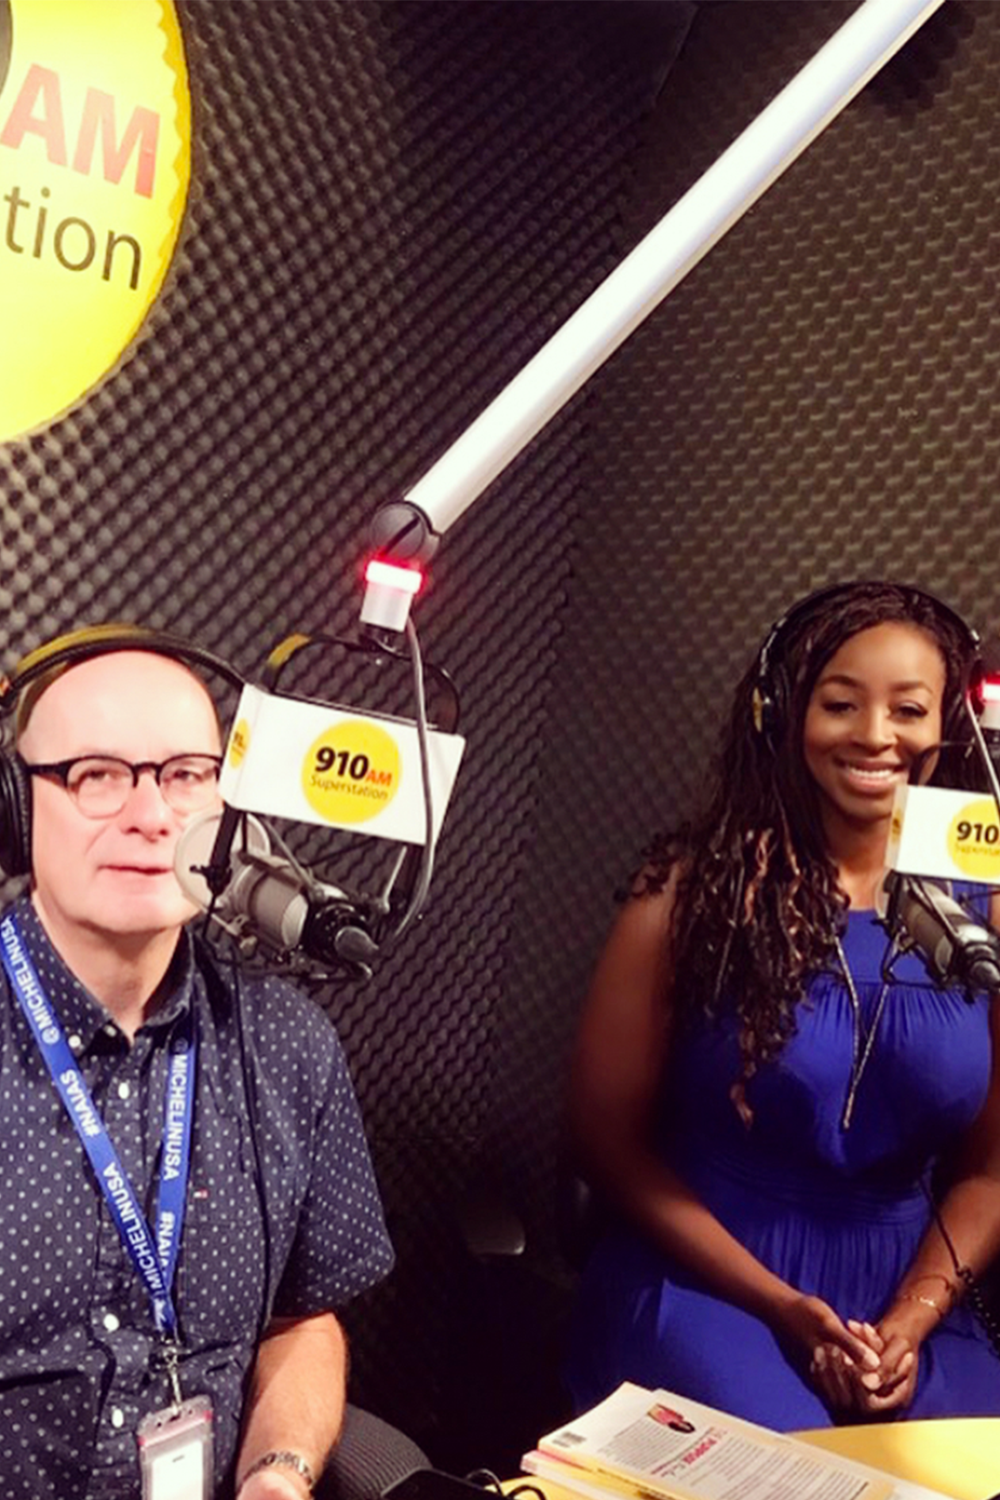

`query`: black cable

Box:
[389,617,435,940]
[919,1176,1000,1361]
[198,933,274,1355]
[964,698,1000,825]
[463,1471,503,1493]
[908,711,1000,1362]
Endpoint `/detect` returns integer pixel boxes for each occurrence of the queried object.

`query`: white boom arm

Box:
[361,0,943,628]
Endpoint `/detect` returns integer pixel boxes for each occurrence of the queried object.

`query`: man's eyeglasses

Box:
[23,755,223,820]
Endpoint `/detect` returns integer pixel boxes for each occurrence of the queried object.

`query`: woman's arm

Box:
[853,983,1000,1414]
[569,880,877,1382]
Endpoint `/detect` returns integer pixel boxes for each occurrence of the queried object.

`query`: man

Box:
[0,639,394,1498]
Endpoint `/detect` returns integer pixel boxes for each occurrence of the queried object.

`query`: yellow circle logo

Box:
[947,798,1000,880]
[0,0,190,442]
[227,717,251,771]
[303,721,401,826]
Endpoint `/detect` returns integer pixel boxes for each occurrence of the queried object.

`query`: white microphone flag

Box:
[219,684,465,846]
[886,783,1000,886]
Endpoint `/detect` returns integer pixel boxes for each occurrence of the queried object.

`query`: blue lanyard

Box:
[0,912,197,1342]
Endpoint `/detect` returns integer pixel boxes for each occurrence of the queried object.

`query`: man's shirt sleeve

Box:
[262,988,395,1315]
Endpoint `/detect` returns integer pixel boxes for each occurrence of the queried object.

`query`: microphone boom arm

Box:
[364,0,945,612]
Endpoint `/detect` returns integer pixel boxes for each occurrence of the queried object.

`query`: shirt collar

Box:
[9,895,195,1053]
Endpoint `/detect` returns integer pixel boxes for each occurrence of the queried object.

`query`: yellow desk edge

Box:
[795,1418,1000,1499]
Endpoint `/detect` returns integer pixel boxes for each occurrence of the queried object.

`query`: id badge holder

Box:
[137,1395,214,1500]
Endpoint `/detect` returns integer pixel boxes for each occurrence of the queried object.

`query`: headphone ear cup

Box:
[766,663,790,750]
[753,665,787,752]
[751,685,774,742]
[0,753,32,878]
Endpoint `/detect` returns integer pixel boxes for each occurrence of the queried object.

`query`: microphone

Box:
[175,812,380,978]
[878,872,1000,997]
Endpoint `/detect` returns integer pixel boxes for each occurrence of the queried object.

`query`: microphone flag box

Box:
[886,783,1000,886]
[219,684,466,845]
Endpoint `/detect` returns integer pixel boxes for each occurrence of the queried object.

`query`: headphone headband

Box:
[751,582,981,749]
[0,623,245,720]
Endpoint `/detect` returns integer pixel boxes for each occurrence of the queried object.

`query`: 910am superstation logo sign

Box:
[0,0,190,442]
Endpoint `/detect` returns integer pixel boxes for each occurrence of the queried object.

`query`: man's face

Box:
[18,651,222,955]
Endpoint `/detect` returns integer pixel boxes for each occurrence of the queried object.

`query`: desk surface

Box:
[796,1418,1000,1499]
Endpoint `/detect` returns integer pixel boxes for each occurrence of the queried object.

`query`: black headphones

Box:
[750,582,982,753]
[0,624,244,878]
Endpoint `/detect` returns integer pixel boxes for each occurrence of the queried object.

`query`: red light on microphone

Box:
[981,678,1000,704]
[361,558,423,633]
[365,559,422,595]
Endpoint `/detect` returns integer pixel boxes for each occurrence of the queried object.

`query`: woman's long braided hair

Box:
[639,582,977,1108]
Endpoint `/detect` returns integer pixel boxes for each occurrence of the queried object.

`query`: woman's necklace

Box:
[834,931,893,1131]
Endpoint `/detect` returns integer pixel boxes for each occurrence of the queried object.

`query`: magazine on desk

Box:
[521,1383,955,1500]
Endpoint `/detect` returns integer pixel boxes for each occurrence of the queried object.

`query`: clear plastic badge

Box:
[137,1395,214,1500]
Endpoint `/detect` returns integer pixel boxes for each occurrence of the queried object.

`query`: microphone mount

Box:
[878,870,1000,1001]
[182,623,461,982]
[216,843,383,981]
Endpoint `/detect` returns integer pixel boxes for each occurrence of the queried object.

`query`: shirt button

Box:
[110,1407,125,1429]
[104,1023,118,1039]
[117,1081,131,1101]
[68,1034,83,1052]
[103,1312,120,1332]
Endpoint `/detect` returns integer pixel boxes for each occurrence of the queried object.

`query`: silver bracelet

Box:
[239,1450,316,1494]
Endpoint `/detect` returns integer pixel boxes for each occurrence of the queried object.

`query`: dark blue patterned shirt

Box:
[0,897,394,1499]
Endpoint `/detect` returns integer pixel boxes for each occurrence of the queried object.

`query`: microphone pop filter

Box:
[175,809,270,911]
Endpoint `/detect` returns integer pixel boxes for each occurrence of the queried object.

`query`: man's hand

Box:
[234,1313,346,1498]
[238,1468,312,1500]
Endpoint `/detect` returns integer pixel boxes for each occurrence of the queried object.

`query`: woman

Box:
[566,582,1000,1429]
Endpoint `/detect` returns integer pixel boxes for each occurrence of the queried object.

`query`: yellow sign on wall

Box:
[0,0,190,443]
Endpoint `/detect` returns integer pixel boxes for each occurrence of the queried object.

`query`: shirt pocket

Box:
[174,1105,269,1348]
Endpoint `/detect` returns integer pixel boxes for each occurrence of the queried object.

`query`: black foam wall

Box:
[3,0,1000,1472]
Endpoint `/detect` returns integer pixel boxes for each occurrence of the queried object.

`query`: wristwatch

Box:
[238,1450,316,1494]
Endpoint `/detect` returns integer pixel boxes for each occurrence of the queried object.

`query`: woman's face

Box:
[802,621,946,837]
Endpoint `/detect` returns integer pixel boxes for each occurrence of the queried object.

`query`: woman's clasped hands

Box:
[775,1289,926,1417]
[806,1309,929,1416]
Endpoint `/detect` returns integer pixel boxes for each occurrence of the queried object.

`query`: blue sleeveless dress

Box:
[566,904,1000,1427]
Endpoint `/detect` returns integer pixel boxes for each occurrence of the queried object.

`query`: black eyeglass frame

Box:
[22,754,223,817]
